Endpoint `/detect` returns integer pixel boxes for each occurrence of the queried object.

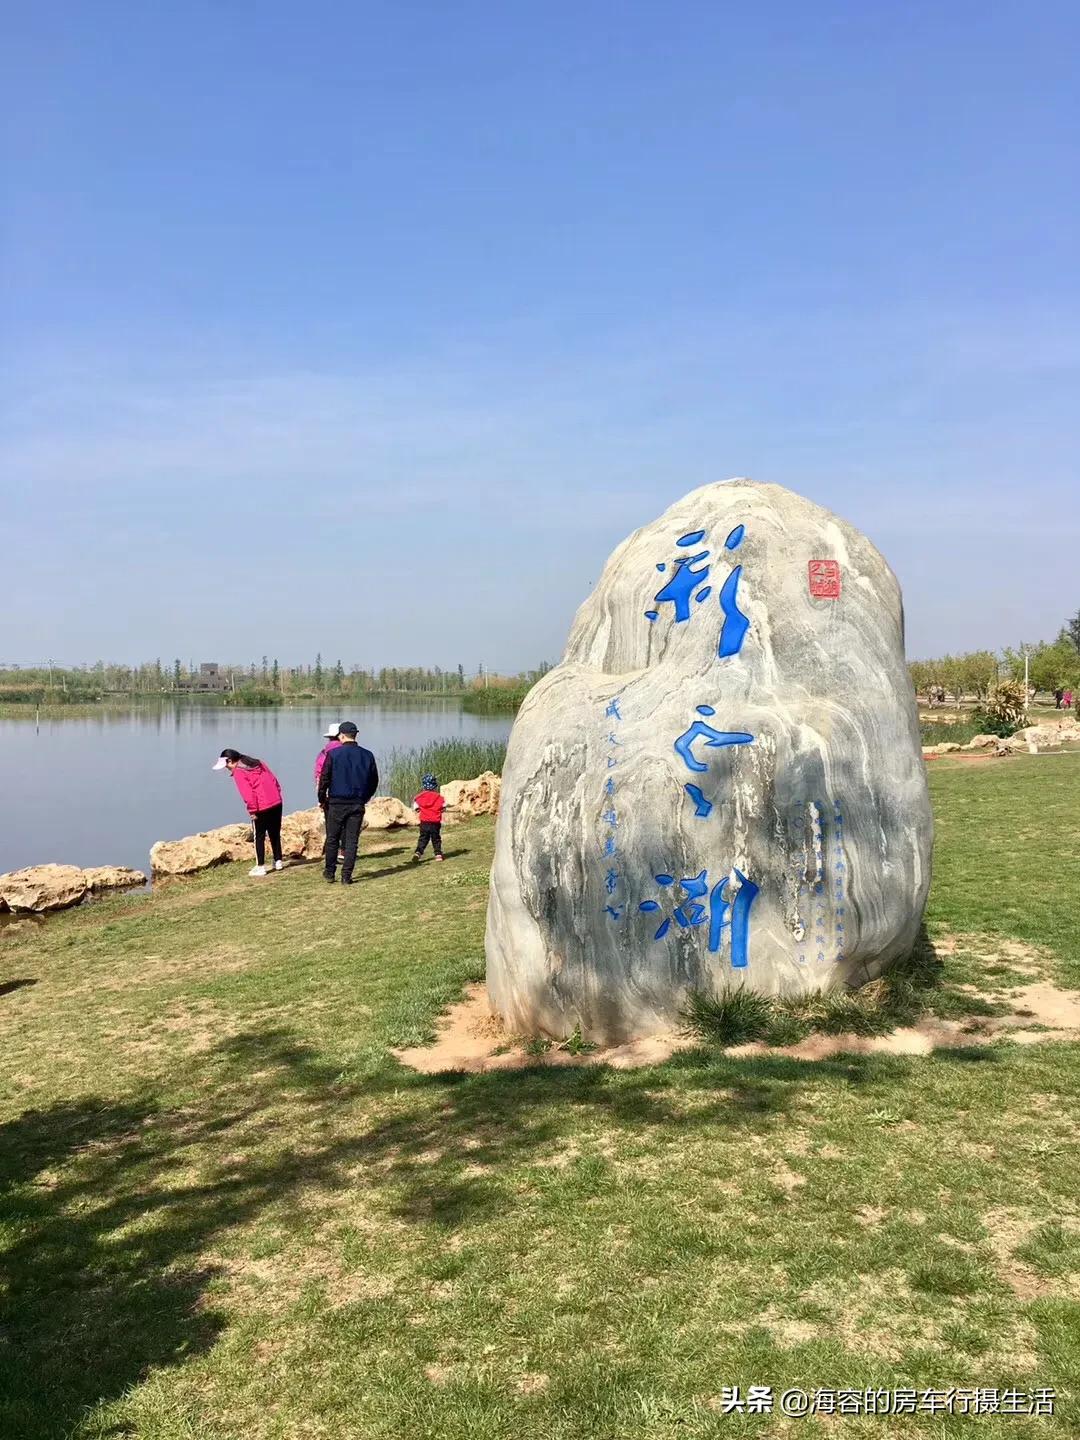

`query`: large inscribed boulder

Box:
[486,479,932,1043]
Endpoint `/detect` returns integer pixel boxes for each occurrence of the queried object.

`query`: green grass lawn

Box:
[2,759,1079,1439]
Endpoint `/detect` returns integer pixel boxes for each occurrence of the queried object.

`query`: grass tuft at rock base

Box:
[682,935,992,1047]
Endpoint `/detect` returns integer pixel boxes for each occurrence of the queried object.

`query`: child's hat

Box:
[422,772,439,790]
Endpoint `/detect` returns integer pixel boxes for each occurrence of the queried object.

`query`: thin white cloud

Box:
[3,301,1078,663]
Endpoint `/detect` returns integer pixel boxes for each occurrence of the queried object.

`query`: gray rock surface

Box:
[486,479,932,1043]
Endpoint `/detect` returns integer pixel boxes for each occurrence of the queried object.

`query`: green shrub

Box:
[815,989,896,1036]
[762,1012,811,1046]
[682,987,774,1045]
[971,711,1014,738]
[973,679,1027,737]
[920,718,985,746]
[461,684,531,715]
[558,1025,596,1056]
[223,687,283,707]
[383,738,507,801]
[683,934,950,1048]
[0,686,103,705]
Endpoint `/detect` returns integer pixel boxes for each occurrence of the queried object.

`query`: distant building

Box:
[186,662,230,693]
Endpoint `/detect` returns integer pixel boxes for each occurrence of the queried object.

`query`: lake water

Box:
[0,702,512,875]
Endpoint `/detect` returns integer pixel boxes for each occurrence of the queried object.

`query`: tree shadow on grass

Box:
[361,862,423,881]
[0,978,37,998]
[361,847,472,882]
[0,1032,356,1438]
[0,913,45,937]
[0,1014,1007,1437]
[291,842,416,871]
[324,1044,937,1225]
[0,1095,228,1440]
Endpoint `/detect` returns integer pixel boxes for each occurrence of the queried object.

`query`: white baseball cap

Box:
[212,757,229,770]
[323,722,341,738]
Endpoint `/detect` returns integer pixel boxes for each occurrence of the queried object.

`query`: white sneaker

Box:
[248,865,267,877]
[273,860,284,871]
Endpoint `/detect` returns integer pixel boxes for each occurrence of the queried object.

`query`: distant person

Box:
[412,773,447,863]
[314,722,343,798]
[1064,689,1074,711]
[317,721,378,884]
[1054,688,1064,709]
[212,749,284,877]
[315,721,345,859]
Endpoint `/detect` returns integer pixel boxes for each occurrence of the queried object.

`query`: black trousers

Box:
[415,821,443,857]
[252,804,283,866]
[325,801,365,880]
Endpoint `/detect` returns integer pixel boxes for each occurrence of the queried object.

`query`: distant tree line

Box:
[0,657,554,704]
[909,609,1080,706]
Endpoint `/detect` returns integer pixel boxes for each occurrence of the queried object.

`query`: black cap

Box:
[337,721,358,737]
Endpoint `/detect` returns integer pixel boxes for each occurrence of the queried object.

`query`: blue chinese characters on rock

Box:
[638,868,759,968]
[638,519,766,971]
[645,523,749,661]
[791,798,848,967]
[674,708,755,819]
[600,695,625,921]
[636,520,852,976]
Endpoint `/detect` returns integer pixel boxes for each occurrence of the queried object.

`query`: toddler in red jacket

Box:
[412,774,446,862]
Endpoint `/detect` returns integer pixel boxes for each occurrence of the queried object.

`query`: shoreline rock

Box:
[149,802,415,878]
[149,779,499,879]
[1002,716,1080,753]
[923,716,1080,760]
[440,772,501,817]
[0,863,147,915]
[2,776,502,905]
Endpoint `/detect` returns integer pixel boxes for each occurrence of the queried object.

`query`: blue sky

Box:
[3,0,1078,671]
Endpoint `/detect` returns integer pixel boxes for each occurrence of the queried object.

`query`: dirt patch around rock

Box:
[727,975,1080,1063]
[392,984,696,1074]
[393,934,1080,1074]
[924,751,1000,765]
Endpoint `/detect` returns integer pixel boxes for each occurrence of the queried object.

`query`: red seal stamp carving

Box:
[808,559,841,599]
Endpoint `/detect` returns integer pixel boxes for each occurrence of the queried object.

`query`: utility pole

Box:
[1023,645,1030,716]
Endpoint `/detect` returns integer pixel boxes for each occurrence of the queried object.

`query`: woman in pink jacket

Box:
[212,749,284,877]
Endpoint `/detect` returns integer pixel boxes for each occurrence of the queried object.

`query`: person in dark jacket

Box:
[316,721,378,884]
